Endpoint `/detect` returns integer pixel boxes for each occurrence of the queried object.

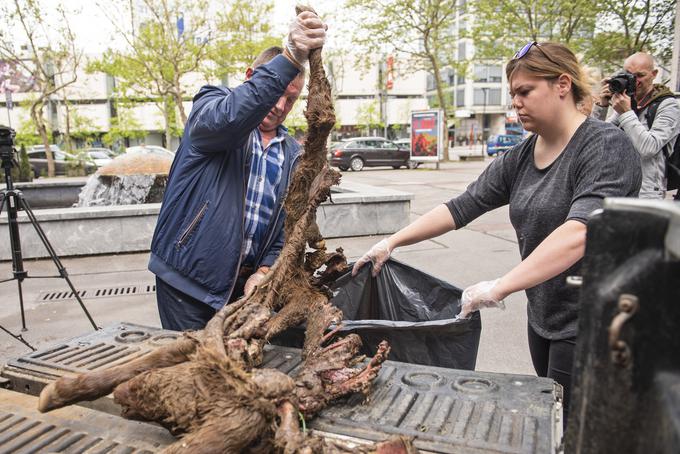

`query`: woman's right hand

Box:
[352,239,392,277]
[459,279,506,318]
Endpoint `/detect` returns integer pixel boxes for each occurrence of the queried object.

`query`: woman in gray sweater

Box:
[353,42,641,423]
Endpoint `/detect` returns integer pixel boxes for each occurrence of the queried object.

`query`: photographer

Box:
[593,52,680,199]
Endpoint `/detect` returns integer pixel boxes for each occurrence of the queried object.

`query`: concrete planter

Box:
[0,181,412,260]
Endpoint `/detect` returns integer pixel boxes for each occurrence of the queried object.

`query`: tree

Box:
[468,0,675,75]
[284,100,308,139]
[209,0,281,82]
[469,0,597,61]
[90,0,213,147]
[356,100,385,136]
[346,0,459,160]
[12,145,33,182]
[586,0,676,73]
[13,115,41,148]
[101,107,146,152]
[0,0,83,177]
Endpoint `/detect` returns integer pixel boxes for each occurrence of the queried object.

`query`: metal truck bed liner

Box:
[1,323,561,453]
[0,388,174,454]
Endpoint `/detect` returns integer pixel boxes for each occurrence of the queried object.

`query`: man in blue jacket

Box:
[149,11,326,331]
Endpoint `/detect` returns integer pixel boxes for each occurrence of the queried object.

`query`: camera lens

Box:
[610,78,626,94]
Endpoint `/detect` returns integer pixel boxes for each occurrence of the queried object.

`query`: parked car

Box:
[486,134,524,156]
[393,137,410,149]
[85,148,114,168]
[27,145,97,177]
[125,145,175,160]
[326,137,413,171]
[392,137,421,168]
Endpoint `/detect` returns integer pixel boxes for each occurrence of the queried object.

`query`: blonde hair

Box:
[505,42,590,104]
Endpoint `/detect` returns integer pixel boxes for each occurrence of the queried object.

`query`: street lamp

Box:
[481,87,489,157]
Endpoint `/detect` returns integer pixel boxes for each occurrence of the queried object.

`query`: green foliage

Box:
[65,149,91,177]
[102,109,146,151]
[0,0,83,177]
[346,0,459,159]
[13,118,41,148]
[90,0,213,141]
[64,107,99,150]
[284,101,309,138]
[469,0,597,62]
[585,0,676,73]
[210,0,281,81]
[11,145,34,182]
[356,100,385,135]
[468,0,676,74]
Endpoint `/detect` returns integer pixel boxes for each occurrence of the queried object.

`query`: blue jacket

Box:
[149,55,301,310]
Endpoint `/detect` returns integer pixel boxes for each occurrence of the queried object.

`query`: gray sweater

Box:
[446,118,641,339]
[592,97,680,199]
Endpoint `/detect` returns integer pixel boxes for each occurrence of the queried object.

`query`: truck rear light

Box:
[333,149,344,157]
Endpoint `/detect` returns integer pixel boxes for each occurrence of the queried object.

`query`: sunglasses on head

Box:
[513,41,561,68]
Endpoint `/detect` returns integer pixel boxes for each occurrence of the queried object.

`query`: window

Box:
[474,65,487,82]
[426,73,436,91]
[473,88,502,106]
[458,42,467,60]
[30,152,46,159]
[456,88,465,107]
[488,88,501,105]
[489,65,502,82]
[472,88,489,106]
[447,91,455,107]
[446,68,455,86]
[474,64,502,83]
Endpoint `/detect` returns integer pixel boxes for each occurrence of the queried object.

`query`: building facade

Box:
[0,53,427,151]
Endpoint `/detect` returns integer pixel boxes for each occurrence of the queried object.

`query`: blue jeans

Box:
[156,276,246,331]
[156,277,216,331]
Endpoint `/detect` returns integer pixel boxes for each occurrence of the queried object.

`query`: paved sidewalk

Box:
[0,158,535,377]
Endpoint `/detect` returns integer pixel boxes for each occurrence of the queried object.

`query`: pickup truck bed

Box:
[0,322,561,453]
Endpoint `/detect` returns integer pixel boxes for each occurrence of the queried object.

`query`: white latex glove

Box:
[244,270,266,297]
[352,239,392,277]
[284,11,326,67]
[459,279,506,319]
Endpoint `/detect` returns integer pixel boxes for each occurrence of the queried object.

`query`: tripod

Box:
[0,145,98,351]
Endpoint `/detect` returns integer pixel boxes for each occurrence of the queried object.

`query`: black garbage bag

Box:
[271,258,481,370]
[330,258,481,370]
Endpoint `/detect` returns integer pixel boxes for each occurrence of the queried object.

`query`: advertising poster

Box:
[0,60,36,94]
[410,109,442,162]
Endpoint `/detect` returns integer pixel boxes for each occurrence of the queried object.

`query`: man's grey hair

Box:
[252,46,305,77]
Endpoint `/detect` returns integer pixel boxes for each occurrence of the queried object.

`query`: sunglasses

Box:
[513,41,561,68]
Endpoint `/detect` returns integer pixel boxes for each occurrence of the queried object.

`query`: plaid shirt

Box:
[242,127,287,266]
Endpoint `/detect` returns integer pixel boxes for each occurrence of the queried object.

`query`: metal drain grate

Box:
[37,284,156,303]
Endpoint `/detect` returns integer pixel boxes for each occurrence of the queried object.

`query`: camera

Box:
[0,126,17,163]
[608,71,636,97]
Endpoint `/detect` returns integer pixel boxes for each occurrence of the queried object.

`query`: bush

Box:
[66,149,91,177]
[11,145,34,182]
